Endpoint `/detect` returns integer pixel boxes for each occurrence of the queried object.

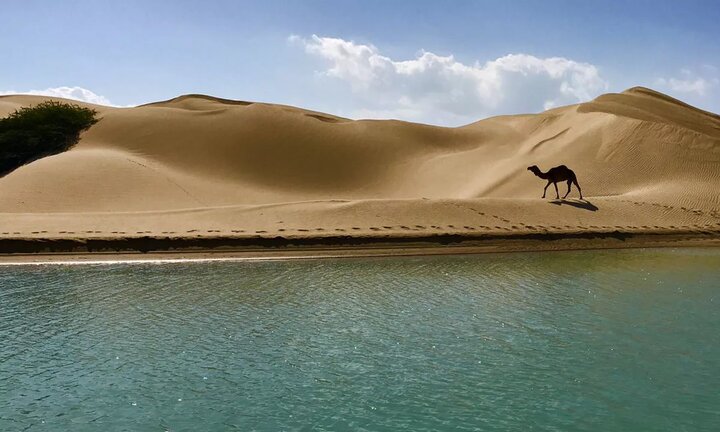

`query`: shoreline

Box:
[1,230,718,265]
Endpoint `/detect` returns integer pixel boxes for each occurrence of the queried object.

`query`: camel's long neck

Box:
[533,169,548,179]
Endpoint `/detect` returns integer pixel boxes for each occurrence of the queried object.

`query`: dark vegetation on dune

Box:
[0,101,98,176]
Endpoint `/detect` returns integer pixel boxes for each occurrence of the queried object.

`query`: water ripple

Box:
[1,249,719,431]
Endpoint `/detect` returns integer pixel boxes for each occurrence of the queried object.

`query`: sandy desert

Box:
[0,87,719,257]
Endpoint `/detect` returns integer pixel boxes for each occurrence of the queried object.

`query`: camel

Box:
[527,165,583,199]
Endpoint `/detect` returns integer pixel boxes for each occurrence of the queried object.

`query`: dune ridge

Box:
[0,87,718,255]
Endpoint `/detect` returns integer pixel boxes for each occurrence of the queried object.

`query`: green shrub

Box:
[0,101,98,176]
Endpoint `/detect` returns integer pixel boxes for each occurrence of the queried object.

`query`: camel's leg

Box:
[553,182,560,199]
[563,180,572,199]
[542,181,551,198]
[574,180,583,199]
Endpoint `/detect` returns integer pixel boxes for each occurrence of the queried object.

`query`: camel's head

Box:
[527,165,543,178]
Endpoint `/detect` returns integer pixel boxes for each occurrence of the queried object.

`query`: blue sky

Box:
[1,0,718,125]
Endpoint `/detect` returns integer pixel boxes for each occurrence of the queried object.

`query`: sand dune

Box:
[0,87,718,254]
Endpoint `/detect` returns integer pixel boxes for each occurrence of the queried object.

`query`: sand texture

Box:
[0,87,719,255]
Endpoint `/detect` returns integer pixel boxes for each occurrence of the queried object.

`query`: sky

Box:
[1,0,719,126]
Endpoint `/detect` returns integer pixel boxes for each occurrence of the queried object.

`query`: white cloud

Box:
[655,69,719,97]
[0,86,117,106]
[291,34,608,125]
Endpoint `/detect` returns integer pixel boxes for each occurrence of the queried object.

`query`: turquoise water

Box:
[1,249,719,431]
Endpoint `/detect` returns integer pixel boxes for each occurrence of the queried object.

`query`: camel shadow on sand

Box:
[549,199,599,212]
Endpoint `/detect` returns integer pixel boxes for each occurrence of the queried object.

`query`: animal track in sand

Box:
[450,202,514,225]
[620,199,720,221]
[491,215,512,223]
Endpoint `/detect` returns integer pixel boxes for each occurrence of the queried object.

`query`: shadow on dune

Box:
[549,199,599,211]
